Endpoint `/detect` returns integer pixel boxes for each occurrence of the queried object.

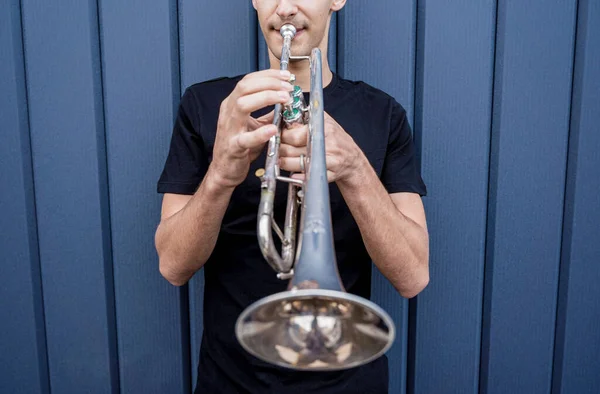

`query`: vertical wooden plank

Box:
[0,0,48,392]
[178,1,257,388]
[410,1,496,393]
[258,36,268,70]
[552,1,600,393]
[338,2,415,393]
[480,1,577,393]
[20,0,119,392]
[257,11,269,71]
[99,0,188,392]
[329,14,337,73]
[179,0,256,89]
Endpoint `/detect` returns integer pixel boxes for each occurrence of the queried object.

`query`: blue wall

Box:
[1,1,599,393]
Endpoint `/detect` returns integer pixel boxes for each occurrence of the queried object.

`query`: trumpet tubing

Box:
[235,25,395,371]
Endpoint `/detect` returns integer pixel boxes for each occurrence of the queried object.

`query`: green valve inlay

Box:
[292,96,303,109]
[283,107,300,120]
[293,86,303,96]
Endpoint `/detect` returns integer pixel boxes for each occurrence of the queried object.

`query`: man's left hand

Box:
[278,112,362,183]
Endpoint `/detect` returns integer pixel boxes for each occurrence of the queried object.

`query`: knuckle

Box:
[237,80,249,94]
[219,98,228,112]
[232,135,246,153]
[267,91,279,103]
[274,90,286,102]
[235,97,247,112]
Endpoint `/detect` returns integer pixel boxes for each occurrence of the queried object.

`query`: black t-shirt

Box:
[157,72,427,394]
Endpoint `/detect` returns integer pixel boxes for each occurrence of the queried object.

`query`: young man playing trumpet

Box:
[155,1,429,392]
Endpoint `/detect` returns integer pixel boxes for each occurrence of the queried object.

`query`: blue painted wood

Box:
[0,0,48,392]
[20,0,119,392]
[411,1,496,393]
[178,1,257,388]
[4,2,600,392]
[339,2,416,393]
[179,0,256,89]
[338,2,415,121]
[98,1,189,392]
[480,1,577,393]
[552,1,600,393]
[258,21,269,71]
[328,14,337,74]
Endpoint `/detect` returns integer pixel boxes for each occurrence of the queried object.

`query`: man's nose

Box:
[276,0,298,19]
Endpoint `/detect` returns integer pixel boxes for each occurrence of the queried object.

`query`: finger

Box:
[235,90,292,117]
[256,110,275,123]
[248,111,275,130]
[236,124,277,151]
[245,69,293,82]
[281,125,308,147]
[279,156,305,173]
[291,171,335,183]
[235,73,294,98]
[327,170,335,183]
[247,110,275,130]
[279,143,307,158]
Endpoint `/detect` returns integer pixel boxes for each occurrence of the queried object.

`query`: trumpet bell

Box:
[235,289,395,371]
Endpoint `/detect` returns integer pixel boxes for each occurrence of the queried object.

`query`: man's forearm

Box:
[155,167,234,286]
[336,153,429,298]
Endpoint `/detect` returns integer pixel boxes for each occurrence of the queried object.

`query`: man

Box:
[155,0,429,392]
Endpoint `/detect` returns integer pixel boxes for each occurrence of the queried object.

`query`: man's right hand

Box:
[209,69,294,189]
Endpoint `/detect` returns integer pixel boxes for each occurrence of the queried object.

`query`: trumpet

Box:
[235,24,395,371]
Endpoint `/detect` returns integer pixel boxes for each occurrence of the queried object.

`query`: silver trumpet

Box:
[235,24,395,371]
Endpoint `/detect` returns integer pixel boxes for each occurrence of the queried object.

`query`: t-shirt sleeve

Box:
[157,88,209,195]
[380,99,427,196]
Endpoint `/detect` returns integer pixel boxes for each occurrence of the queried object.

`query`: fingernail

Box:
[281,81,294,90]
[280,70,291,78]
[278,91,290,100]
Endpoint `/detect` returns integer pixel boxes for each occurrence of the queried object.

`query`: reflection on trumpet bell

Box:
[235,289,395,371]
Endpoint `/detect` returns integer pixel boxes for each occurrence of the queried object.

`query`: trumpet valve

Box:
[255,168,266,185]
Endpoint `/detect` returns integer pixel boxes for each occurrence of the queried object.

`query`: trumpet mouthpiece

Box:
[280,24,297,39]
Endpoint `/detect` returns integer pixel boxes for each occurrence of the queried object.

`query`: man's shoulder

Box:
[335,75,407,115]
[179,74,246,114]
[337,76,389,95]
[186,74,245,98]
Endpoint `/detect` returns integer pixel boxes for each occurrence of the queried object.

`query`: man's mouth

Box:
[274,27,305,37]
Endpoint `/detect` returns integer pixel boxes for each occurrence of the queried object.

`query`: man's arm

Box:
[278,111,430,298]
[155,69,294,286]
[336,151,429,298]
[155,168,235,286]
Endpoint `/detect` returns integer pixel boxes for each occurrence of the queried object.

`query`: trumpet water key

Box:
[235,24,396,371]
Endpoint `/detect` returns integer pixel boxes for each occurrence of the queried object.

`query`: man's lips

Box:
[274,28,305,37]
